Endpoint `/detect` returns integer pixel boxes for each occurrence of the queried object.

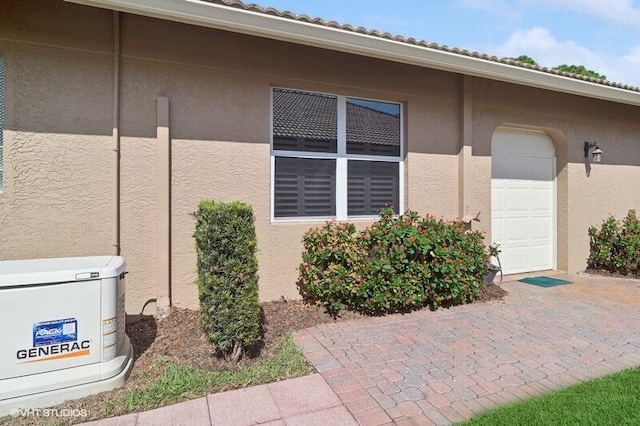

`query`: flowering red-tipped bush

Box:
[588,210,640,276]
[298,221,364,313]
[298,208,491,315]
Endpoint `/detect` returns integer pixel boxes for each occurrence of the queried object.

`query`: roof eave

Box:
[67,0,640,107]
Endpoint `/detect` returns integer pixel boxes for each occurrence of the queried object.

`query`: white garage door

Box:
[491,128,555,274]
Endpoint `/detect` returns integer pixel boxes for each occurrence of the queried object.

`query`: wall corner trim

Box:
[458,75,473,218]
[157,96,171,311]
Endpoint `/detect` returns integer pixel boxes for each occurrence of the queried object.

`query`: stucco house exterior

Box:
[1,0,639,315]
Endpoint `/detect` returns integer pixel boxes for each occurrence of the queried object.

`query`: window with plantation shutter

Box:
[348,161,399,216]
[274,157,336,217]
[272,88,402,220]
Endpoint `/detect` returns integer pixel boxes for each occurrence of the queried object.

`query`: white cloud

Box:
[623,46,640,63]
[531,0,640,31]
[502,27,562,52]
[461,0,640,31]
[496,27,640,86]
[500,27,598,66]
[455,0,640,85]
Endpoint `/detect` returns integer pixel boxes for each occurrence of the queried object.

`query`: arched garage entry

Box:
[491,127,556,274]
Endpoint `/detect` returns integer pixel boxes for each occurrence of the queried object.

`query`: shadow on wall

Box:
[470,78,640,168]
[585,156,592,177]
[484,123,569,172]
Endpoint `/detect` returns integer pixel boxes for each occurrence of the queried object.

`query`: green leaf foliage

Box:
[462,366,640,425]
[193,200,261,362]
[507,55,538,65]
[552,64,606,80]
[298,208,491,315]
[588,210,640,276]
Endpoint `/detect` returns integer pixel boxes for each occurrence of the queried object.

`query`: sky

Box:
[259,0,640,88]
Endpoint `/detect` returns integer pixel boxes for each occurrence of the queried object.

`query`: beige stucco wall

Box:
[118,13,463,310]
[2,1,640,314]
[469,79,640,273]
[0,2,114,262]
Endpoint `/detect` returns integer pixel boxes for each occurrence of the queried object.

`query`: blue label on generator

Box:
[33,318,78,347]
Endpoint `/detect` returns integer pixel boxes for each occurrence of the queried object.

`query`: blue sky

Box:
[260,0,640,87]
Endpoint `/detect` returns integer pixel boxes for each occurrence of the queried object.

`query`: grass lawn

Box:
[462,366,640,425]
[113,333,310,413]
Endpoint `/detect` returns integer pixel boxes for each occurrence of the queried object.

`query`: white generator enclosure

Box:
[0,256,133,415]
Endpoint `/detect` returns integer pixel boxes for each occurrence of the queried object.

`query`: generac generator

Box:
[0,256,133,415]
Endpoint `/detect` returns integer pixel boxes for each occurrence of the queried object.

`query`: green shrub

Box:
[298,220,363,313]
[193,200,261,363]
[298,208,491,315]
[588,210,640,276]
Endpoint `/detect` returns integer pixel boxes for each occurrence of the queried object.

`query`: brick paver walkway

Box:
[294,274,640,425]
[85,374,357,426]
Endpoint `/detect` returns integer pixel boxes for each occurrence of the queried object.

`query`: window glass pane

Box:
[348,160,399,216]
[273,89,337,153]
[275,157,336,218]
[347,98,400,156]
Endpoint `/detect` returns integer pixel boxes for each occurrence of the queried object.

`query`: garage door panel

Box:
[531,245,553,268]
[506,217,528,243]
[531,187,553,211]
[506,188,529,212]
[506,246,529,271]
[531,217,553,240]
[491,185,504,211]
[530,180,552,188]
[526,158,554,181]
[492,217,503,242]
[493,159,530,180]
[492,128,555,158]
[491,128,555,275]
[506,181,529,189]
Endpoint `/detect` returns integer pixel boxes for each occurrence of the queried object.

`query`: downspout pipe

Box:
[113,11,121,255]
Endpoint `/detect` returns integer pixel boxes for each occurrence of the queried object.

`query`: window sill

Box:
[270,215,379,224]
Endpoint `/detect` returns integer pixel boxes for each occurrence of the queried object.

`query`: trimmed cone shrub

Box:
[298,208,491,315]
[194,200,261,363]
[588,210,640,276]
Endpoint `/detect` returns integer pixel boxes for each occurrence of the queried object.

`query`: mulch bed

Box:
[1,283,507,425]
[477,281,509,301]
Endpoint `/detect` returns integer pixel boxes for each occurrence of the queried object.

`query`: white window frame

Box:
[270,87,404,222]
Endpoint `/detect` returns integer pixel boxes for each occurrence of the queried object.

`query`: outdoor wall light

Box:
[584,141,603,163]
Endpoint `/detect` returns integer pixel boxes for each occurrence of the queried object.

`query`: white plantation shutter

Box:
[274,157,336,217]
[348,161,399,216]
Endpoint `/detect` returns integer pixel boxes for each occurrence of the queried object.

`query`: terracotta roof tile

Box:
[205,0,640,93]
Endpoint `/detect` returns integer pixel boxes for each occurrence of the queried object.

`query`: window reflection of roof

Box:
[273,90,400,146]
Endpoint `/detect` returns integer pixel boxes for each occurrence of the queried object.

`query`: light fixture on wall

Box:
[584,141,603,163]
